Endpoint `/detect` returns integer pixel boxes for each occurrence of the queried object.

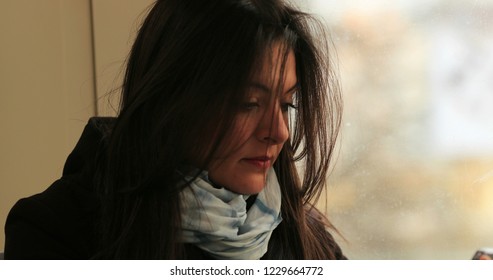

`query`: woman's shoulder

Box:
[4,175,98,259]
[304,206,347,260]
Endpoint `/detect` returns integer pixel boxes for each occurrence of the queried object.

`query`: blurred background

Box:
[1,0,492,259]
[305,0,493,259]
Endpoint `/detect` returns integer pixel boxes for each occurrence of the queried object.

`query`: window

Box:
[302,0,493,259]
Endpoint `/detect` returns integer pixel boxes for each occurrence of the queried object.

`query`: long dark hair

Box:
[95,0,342,259]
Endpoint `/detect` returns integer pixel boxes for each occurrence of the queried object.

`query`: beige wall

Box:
[92,0,154,116]
[0,0,152,252]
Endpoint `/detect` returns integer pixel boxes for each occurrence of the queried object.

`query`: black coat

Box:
[4,118,108,259]
[4,118,345,260]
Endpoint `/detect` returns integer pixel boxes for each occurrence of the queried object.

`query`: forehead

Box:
[252,43,297,88]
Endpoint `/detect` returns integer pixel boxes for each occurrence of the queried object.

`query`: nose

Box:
[256,102,290,145]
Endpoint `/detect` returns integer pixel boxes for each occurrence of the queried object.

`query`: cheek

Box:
[215,115,257,156]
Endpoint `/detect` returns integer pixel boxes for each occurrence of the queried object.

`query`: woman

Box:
[5,0,344,259]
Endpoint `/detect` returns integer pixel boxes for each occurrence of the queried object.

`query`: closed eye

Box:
[242,102,260,111]
[281,102,298,112]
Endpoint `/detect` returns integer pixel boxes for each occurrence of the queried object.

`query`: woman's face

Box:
[207,45,297,194]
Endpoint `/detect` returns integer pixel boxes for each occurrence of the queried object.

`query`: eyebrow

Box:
[249,82,299,95]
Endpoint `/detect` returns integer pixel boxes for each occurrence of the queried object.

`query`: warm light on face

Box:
[207,44,298,194]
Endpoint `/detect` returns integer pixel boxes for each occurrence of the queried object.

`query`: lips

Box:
[242,156,272,169]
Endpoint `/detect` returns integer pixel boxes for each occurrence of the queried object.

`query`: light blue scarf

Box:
[180,168,282,259]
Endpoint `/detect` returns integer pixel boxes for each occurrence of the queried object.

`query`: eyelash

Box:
[241,102,298,112]
[242,102,260,111]
[281,102,298,112]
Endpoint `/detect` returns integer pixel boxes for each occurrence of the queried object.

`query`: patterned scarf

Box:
[180,168,282,259]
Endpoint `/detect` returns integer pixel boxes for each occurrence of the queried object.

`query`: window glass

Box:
[300,0,493,259]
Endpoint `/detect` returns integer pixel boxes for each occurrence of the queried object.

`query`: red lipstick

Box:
[243,156,272,169]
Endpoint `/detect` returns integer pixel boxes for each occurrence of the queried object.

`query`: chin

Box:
[228,178,266,195]
[209,165,270,194]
